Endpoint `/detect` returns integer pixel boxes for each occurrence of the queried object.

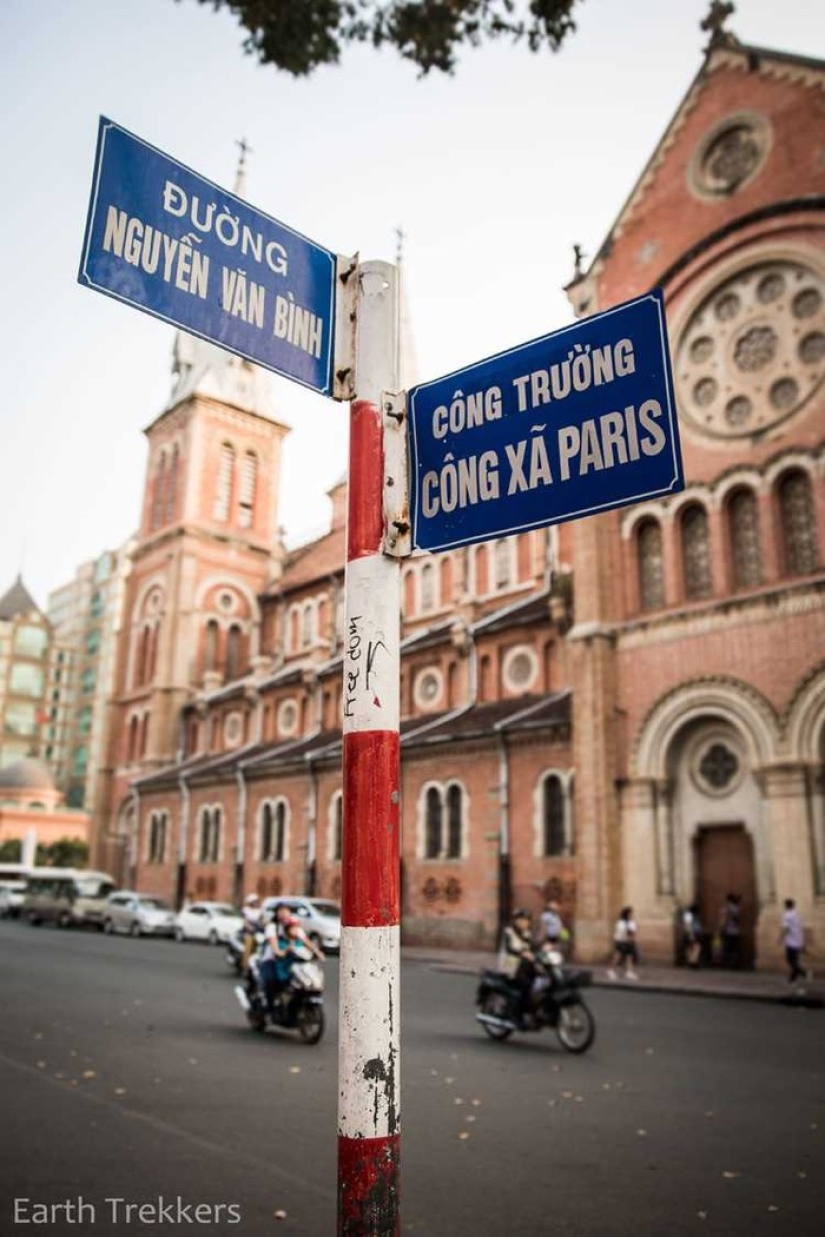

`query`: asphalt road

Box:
[0,918,822,1237]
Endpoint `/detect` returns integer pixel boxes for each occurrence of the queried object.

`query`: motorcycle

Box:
[475,948,596,1054]
[235,943,325,1045]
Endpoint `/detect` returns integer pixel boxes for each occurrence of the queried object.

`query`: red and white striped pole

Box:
[338,260,402,1235]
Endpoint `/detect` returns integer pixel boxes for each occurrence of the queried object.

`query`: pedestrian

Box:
[719,893,742,968]
[682,902,702,968]
[607,906,639,980]
[780,898,809,984]
[539,899,563,945]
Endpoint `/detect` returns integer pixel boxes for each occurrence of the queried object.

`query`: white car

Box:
[174,901,243,944]
[103,891,176,937]
[262,896,341,952]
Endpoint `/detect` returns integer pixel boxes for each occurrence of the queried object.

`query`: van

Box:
[23,869,117,928]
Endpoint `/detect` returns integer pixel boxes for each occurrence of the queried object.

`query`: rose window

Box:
[689,112,770,199]
[674,259,825,438]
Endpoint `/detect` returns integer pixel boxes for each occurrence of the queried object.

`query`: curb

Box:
[417,959,824,1009]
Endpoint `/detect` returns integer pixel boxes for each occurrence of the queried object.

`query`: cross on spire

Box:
[234,137,252,196]
[701,1,737,47]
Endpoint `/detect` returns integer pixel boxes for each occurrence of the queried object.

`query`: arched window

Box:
[475,545,489,595]
[637,517,664,610]
[151,452,166,531]
[494,540,512,590]
[214,443,235,522]
[127,715,139,763]
[198,807,222,863]
[139,712,149,758]
[403,568,416,617]
[423,784,465,860]
[543,775,566,857]
[331,792,343,862]
[425,787,442,859]
[778,470,818,576]
[260,802,274,861]
[239,451,257,529]
[728,488,762,590]
[681,504,712,600]
[259,800,287,862]
[147,623,159,681]
[440,556,453,606]
[148,812,167,864]
[273,801,286,861]
[446,784,463,859]
[420,562,436,613]
[226,624,242,681]
[301,603,314,648]
[135,625,151,686]
[204,619,219,674]
[165,444,179,524]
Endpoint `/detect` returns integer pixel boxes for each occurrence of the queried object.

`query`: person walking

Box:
[607,906,639,980]
[719,893,742,968]
[539,899,563,945]
[682,902,702,968]
[780,898,809,984]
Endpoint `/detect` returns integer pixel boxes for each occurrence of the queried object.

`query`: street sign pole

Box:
[338,260,402,1235]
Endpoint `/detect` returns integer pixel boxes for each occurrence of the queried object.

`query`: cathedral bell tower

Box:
[96,329,290,880]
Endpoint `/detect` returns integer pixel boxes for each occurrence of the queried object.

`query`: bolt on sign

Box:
[407,290,684,552]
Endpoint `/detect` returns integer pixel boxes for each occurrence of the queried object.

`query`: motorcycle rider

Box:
[259,904,324,1012]
[241,893,263,969]
[498,907,538,1028]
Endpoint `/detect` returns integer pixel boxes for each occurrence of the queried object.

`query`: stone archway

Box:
[621,679,779,963]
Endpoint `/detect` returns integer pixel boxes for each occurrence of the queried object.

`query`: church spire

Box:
[164,136,275,421]
[234,136,252,199]
[395,225,418,392]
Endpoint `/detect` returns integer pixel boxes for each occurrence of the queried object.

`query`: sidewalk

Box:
[401,946,825,1008]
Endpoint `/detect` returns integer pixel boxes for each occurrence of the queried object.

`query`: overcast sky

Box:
[1,0,822,608]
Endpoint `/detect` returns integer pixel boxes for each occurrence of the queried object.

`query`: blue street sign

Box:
[79,117,337,396]
[408,291,683,553]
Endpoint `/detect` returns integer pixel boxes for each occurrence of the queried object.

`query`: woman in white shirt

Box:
[607,906,639,980]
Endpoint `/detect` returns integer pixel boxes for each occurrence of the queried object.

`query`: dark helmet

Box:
[513,907,532,920]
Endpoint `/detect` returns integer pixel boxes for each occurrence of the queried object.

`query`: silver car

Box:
[262,896,341,952]
[103,891,176,938]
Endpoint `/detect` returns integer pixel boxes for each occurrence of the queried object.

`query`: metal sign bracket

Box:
[382,389,411,558]
[333,253,358,402]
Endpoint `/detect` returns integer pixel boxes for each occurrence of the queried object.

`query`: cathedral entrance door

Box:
[695,824,757,968]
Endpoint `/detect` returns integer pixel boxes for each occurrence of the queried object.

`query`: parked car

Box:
[174,901,243,944]
[0,879,27,918]
[102,891,176,937]
[22,869,117,928]
[262,896,341,952]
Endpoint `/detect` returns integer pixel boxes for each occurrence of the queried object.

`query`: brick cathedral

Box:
[95,13,825,968]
